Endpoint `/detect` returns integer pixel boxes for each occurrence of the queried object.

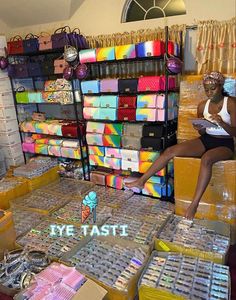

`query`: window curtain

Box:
[196,17,236,74]
[86,25,186,49]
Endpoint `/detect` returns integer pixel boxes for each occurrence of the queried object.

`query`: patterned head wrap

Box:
[203,71,225,85]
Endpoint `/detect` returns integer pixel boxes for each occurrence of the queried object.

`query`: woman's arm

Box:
[211,97,236,137]
[194,101,207,135]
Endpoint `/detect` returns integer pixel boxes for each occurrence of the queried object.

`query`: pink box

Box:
[105,147,122,159]
[104,157,121,170]
[156,108,175,121]
[157,93,178,108]
[100,79,118,93]
[22,142,35,153]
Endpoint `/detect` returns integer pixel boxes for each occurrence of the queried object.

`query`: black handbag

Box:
[118,79,138,93]
[141,137,163,151]
[143,123,176,138]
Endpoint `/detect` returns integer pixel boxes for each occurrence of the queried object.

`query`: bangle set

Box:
[0,248,49,289]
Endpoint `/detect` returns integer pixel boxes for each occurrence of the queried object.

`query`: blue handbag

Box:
[27,62,42,77]
[23,34,39,53]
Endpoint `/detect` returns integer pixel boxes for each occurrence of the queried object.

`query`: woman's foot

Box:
[125,179,145,189]
[185,201,199,220]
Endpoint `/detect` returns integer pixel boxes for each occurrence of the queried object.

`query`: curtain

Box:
[196,17,236,74]
[86,25,186,49]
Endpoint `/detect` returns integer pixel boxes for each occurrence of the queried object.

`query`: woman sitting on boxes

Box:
[126,71,236,219]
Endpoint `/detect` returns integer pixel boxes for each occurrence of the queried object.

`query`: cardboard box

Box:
[175,198,236,244]
[72,279,107,300]
[62,236,150,300]
[155,218,230,264]
[174,157,236,205]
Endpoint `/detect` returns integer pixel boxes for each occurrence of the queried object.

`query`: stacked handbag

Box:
[7,27,89,55]
[82,77,178,122]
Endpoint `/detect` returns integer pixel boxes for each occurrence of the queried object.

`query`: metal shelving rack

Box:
[8,49,90,180]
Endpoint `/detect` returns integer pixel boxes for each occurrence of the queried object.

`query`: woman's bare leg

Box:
[185,146,233,219]
[125,138,206,189]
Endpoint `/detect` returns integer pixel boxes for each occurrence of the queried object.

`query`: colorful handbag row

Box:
[89,151,173,175]
[90,170,173,197]
[79,40,180,63]
[84,93,178,109]
[83,106,178,121]
[7,28,88,55]
[86,132,176,151]
[86,122,177,138]
[20,120,85,138]
[22,142,86,159]
[81,76,177,94]
[16,91,73,104]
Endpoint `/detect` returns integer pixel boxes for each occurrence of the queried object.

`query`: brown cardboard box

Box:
[72,279,107,300]
[175,198,236,243]
[155,218,230,264]
[174,157,236,205]
[62,236,150,300]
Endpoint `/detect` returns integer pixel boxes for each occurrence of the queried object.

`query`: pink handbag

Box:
[54,59,68,74]
[138,76,164,92]
[22,142,35,153]
[38,32,52,51]
[100,79,118,92]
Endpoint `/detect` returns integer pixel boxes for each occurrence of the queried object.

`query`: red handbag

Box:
[117,108,136,121]
[118,96,136,108]
[138,76,164,92]
[61,121,85,138]
[7,36,24,55]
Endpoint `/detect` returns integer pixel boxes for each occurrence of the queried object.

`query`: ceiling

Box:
[0,0,85,28]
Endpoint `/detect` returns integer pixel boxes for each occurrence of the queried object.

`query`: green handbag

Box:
[16,91,29,103]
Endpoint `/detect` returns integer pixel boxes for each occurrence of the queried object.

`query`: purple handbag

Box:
[100,79,118,92]
[9,64,29,78]
[27,62,42,76]
[23,34,39,53]
[51,26,69,49]
[68,28,89,50]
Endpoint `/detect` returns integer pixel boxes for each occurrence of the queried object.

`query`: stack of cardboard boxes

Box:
[175,75,236,242]
[0,36,24,169]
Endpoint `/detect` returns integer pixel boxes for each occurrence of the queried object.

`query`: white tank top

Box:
[203,97,231,136]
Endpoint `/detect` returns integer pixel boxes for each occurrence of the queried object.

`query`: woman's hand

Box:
[210,114,224,126]
[192,123,204,131]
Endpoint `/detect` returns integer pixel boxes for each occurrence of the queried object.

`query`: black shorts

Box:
[199,134,235,152]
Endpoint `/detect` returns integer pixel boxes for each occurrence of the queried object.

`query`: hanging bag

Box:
[7,36,24,55]
[23,33,39,53]
[38,32,52,51]
[51,26,70,49]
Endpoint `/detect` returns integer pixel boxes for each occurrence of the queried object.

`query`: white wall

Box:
[6,0,236,37]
